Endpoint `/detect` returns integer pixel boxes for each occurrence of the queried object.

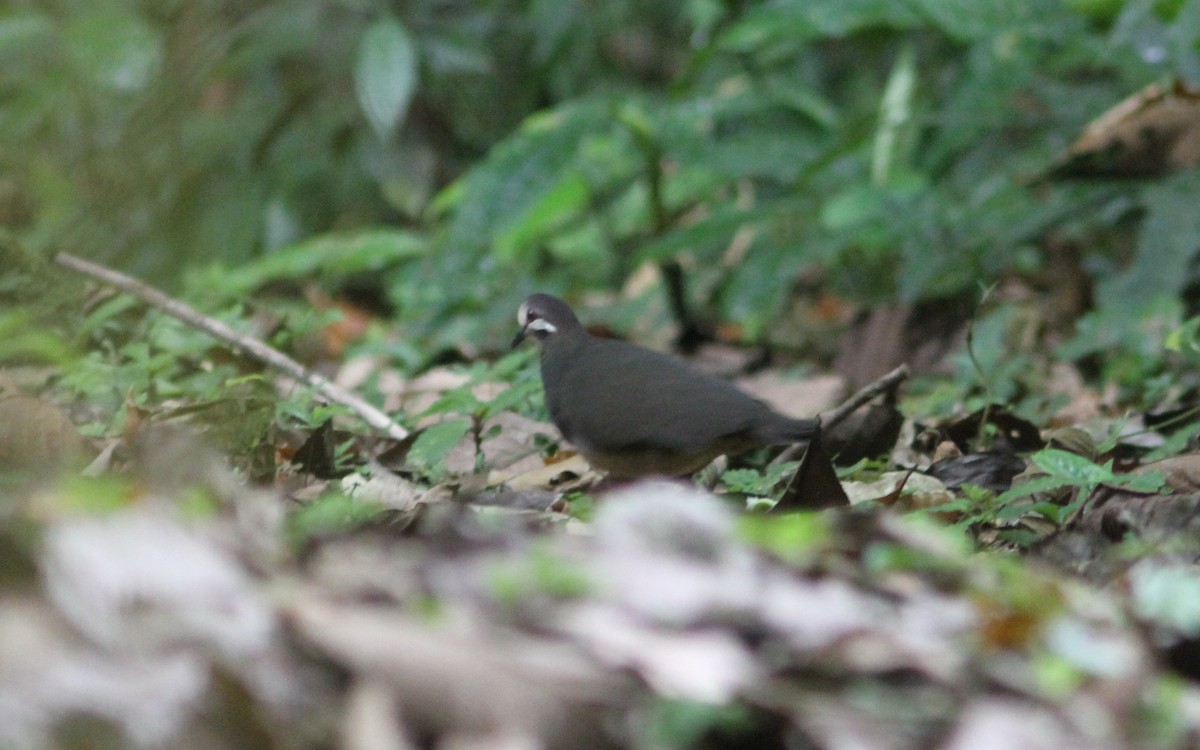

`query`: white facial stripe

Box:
[517,304,530,326]
[527,318,557,334]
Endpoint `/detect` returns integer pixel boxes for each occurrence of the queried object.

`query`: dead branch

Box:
[821,363,909,430]
[54,252,409,441]
[769,363,910,469]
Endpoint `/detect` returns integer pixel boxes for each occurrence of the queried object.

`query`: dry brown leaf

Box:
[773,434,850,510]
[1132,453,1200,493]
[494,453,596,492]
[341,470,426,512]
[1044,427,1098,460]
[941,699,1094,750]
[389,367,471,417]
[843,471,953,509]
[1046,362,1105,428]
[927,452,1027,493]
[785,688,924,750]
[977,600,1043,650]
[487,450,555,485]
[932,440,962,462]
[0,595,209,747]
[824,397,906,465]
[555,603,760,703]
[0,391,90,472]
[443,412,558,476]
[304,287,375,359]
[1048,79,1200,179]
[286,596,632,750]
[341,678,416,750]
[42,512,275,656]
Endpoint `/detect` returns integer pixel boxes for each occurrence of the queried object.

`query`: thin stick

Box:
[819,363,909,431]
[54,252,409,441]
[769,363,909,468]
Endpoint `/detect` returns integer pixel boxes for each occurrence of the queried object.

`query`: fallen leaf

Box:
[941,699,1087,750]
[0,595,208,747]
[496,454,595,492]
[443,412,558,475]
[1131,453,1200,494]
[285,596,633,750]
[1047,79,1200,179]
[342,470,426,512]
[41,511,275,657]
[773,435,850,511]
[0,392,90,472]
[927,451,1027,493]
[556,603,760,702]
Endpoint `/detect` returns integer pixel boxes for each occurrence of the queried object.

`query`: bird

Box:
[512,293,821,480]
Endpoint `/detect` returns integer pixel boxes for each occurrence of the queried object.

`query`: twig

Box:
[54,252,409,441]
[820,363,910,431]
[769,363,910,468]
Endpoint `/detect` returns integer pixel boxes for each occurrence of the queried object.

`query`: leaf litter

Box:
[6,408,1200,750]
[7,288,1200,748]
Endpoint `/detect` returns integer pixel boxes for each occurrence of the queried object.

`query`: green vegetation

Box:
[2,0,1197,526]
[3,0,1198,374]
[5,4,1200,745]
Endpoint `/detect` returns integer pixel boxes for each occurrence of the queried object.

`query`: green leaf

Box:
[993,481,1056,511]
[1165,317,1200,359]
[423,387,484,418]
[911,0,1063,41]
[635,201,786,264]
[738,512,830,563]
[0,12,53,58]
[528,546,592,597]
[1032,449,1116,485]
[217,229,425,295]
[1119,470,1167,493]
[62,9,162,91]
[494,172,590,262]
[644,700,753,750]
[288,492,386,547]
[408,418,472,473]
[653,89,830,183]
[53,476,136,515]
[356,17,419,140]
[481,378,542,420]
[444,98,620,258]
[722,469,771,495]
[0,311,73,364]
[871,42,917,185]
[721,0,1065,47]
[998,449,1167,513]
[720,0,914,51]
[1101,171,1200,306]
[487,545,593,605]
[722,462,799,497]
